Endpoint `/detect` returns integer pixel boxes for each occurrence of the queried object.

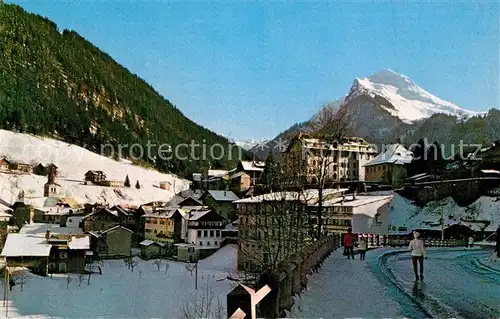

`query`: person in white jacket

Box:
[409,231,427,280]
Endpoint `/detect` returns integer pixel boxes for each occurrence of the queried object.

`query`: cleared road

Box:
[383,248,500,319]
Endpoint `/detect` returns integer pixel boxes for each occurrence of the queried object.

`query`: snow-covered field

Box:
[0,244,238,319]
[0,130,190,207]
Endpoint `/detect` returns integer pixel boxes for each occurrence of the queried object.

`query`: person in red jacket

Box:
[344,228,355,260]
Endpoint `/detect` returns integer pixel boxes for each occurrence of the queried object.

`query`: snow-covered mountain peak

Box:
[347,69,485,124]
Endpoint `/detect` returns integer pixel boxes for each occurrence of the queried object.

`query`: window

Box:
[216,230,220,237]
[199,241,203,246]
[204,230,208,237]
[197,230,202,237]
[210,230,214,237]
[215,241,218,245]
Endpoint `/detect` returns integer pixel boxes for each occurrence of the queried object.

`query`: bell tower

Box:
[44,164,60,197]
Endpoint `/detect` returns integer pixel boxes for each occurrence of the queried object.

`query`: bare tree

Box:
[238,162,314,278]
[164,261,170,274]
[66,274,72,289]
[123,257,132,269]
[306,104,350,239]
[77,273,85,287]
[85,263,99,285]
[152,258,163,271]
[14,273,30,291]
[129,258,138,272]
[180,279,225,319]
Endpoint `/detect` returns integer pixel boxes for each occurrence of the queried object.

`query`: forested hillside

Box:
[0,4,246,177]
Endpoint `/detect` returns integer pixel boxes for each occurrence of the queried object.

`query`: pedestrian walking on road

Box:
[359,237,368,260]
[344,228,355,260]
[409,231,427,281]
[468,235,474,248]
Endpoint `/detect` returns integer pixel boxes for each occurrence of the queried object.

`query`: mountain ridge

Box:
[0,4,248,177]
[251,69,497,159]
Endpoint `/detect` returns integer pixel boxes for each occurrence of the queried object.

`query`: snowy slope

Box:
[347,69,485,124]
[381,190,500,233]
[0,130,190,207]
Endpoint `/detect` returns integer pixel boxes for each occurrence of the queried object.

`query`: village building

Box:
[84,170,107,184]
[1,223,90,275]
[222,219,238,238]
[309,192,393,240]
[200,190,239,221]
[230,171,252,193]
[175,243,198,262]
[235,160,266,186]
[0,158,11,171]
[100,180,123,187]
[364,143,413,187]
[159,181,172,191]
[33,163,58,176]
[143,208,178,245]
[8,161,33,173]
[88,225,133,259]
[235,188,348,271]
[139,240,166,259]
[282,134,377,183]
[43,164,60,197]
[185,209,225,259]
[82,207,120,231]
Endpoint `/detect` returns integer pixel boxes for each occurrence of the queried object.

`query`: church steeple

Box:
[44,164,60,197]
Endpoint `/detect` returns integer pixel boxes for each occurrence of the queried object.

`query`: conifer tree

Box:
[135,180,140,189]
[124,175,131,187]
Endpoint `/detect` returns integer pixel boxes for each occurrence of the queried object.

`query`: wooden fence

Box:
[227,235,341,319]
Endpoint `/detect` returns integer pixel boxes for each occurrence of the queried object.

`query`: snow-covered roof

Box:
[206,190,239,202]
[239,161,265,172]
[66,216,84,228]
[101,225,133,234]
[234,188,349,204]
[143,209,176,219]
[364,144,412,167]
[83,208,119,219]
[1,233,52,257]
[0,211,12,218]
[481,169,500,175]
[320,195,394,208]
[187,210,212,221]
[67,236,90,250]
[230,171,248,179]
[19,223,84,235]
[139,240,165,247]
[208,170,228,177]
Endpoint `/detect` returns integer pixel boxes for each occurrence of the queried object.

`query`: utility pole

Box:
[195,261,198,290]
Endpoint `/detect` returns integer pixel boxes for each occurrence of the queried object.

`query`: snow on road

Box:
[291,246,499,319]
[290,248,426,318]
[385,248,500,319]
[0,245,238,319]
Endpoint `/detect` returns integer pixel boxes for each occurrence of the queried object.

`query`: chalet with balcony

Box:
[84,170,107,184]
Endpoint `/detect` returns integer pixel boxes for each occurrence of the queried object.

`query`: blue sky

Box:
[8,1,499,141]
